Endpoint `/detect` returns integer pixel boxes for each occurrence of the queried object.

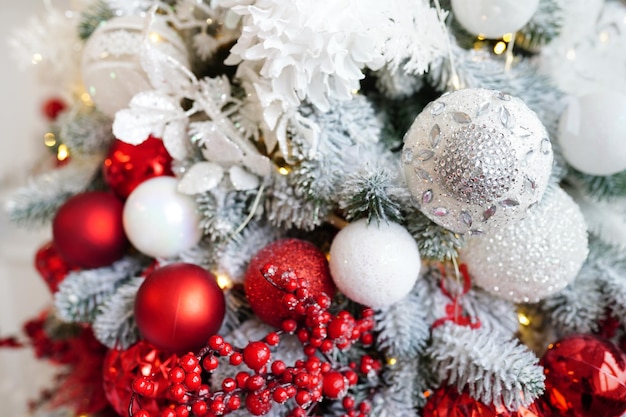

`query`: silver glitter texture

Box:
[402,88,553,234]
[461,187,589,303]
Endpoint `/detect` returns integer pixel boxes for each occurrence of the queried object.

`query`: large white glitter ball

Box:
[82,16,188,117]
[558,92,626,176]
[461,187,589,303]
[402,88,553,235]
[123,176,202,258]
[329,219,421,308]
[451,0,540,39]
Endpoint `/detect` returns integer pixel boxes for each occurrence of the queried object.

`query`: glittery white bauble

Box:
[82,16,188,117]
[123,176,202,258]
[558,92,626,176]
[328,219,421,308]
[451,0,540,39]
[461,187,588,303]
[402,88,553,235]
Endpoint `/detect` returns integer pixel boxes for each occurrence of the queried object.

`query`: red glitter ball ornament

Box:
[34,241,78,293]
[52,191,128,269]
[135,263,226,354]
[541,334,626,417]
[102,341,177,416]
[103,137,173,200]
[244,238,335,328]
[422,386,497,417]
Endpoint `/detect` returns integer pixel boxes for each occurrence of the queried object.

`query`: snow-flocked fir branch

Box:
[459,289,519,337]
[517,0,564,49]
[6,161,99,227]
[77,0,115,40]
[374,292,429,360]
[593,240,626,320]
[56,107,113,155]
[338,168,406,225]
[219,286,255,335]
[405,211,465,262]
[427,322,545,411]
[371,361,420,417]
[195,188,259,242]
[570,169,626,201]
[92,277,143,349]
[54,257,147,323]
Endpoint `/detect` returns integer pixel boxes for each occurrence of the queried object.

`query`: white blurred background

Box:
[0,1,59,416]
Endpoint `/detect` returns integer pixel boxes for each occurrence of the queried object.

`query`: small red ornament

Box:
[34,241,78,293]
[102,341,177,416]
[244,239,335,328]
[134,263,226,354]
[422,386,497,417]
[52,191,128,269]
[541,334,626,417]
[42,97,67,120]
[102,137,174,199]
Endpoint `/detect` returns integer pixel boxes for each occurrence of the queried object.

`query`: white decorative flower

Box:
[222,0,447,127]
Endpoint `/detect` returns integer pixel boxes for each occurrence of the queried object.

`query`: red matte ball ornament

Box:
[244,239,335,328]
[134,263,226,354]
[34,241,79,293]
[422,386,498,417]
[52,191,128,269]
[541,334,626,417]
[102,341,177,416]
[103,137,173,199]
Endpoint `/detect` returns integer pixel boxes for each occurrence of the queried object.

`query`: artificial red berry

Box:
[294,372,310,388]
[266,332,280,346]
[328,316,354,341]
[323,371,346,399]
[192,401,208,416]
[210,399,226,415]
[295,390,311,406]
[295,288,309,300]
[286,385,297,398]
[132,376,153,395]
[209,335,225,350]
[273,387,289,403]
[320,340,334,353]
[246,374,266,391]
[230,352,243,365]
[358,401,371,413]
[271,360,286,375]
[168,366,186,383]
[134,410,151,417]
[219,343,233,356]
[184,373,202,391]
[342,396,355,410]
[236,371,250,388]
[281,319,298,333]
[296,329,310,344]
[168,383,186,401]
[175,405,189,417]
[203,355,219,372]
[360,333,373,346]
[180,354,199,373]
[42,97,67,121]
[160,408,176,417]
[222,377,237,392]
[344,370,358,386]
[243,341,271,371]
[321,362,332,373]
[227,394,241,411]
[289,407,306,417]
[303,345,317,356]
[246,390,272,416]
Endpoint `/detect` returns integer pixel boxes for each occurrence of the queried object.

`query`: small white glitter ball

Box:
[329,219,421,308]
[82,16,188,117]
[558,92,626,176]
[461,187,589,303]
[451,0,540,39]
[402,88,553,235]
[123,176,202,258]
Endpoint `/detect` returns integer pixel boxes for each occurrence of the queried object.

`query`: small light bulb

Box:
[44,132,56,147]
[387,357,397,366]
[517,312,531,326]
[502,33,513,42]
[57,144,70,161]
[493,41,506,55]
[278,166,290,176]
[216,274,233,290]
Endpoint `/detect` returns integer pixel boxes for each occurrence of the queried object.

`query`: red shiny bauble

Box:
[103,137,173,199]
[134,263,226,354]
[495,397,553,416]
[244,238,335,328]
[102,341,177,416]
[541,334,626,417]
[34,241,78,293]
[52,192,128,269]
[422,386,497,417]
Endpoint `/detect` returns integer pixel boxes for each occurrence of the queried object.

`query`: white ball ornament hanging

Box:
[558,92,626,176]
[451,0,540,39]
[123,176,202,258]
[328,219,421,308]
[461,187,589,303]
[81,15,188,117]
[402,88,553,235]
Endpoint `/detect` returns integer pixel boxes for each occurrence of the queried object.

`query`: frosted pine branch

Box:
[93,277,143,349]
[459,289,519,336]
[428,322,545,410]
[518,0,564,49]
[196,188,258,241]
[77,0,114,40]
[6,161,99,228]
[54,257,146,323]
[57,107,113,155]
[219,287,255,334]
[375,293,429,359]
[405,212,465,262]
[371,361,419,417]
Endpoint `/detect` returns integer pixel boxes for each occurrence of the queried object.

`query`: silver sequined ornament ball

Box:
[402,88,553,235]
[461,186,589,303]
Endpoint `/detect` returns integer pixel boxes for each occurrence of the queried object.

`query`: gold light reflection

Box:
[493,41,507,55]
[517,312,531,327]
[44,132,57,147]
[57,144,70,161]
[387,357,397,366]
[216,273,233,290]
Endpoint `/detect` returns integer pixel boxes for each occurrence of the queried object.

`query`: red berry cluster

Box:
[129,264,380,417]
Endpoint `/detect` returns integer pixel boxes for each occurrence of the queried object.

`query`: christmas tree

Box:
[4,0,626,416]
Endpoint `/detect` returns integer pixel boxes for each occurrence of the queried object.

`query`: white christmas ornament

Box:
[328,219,421,308]
[558,92,626,176]
[451,0,539,39]
[402,88,553,235]
[461,187,589,303]
[123,176,202,258]
[82,15,188,117]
